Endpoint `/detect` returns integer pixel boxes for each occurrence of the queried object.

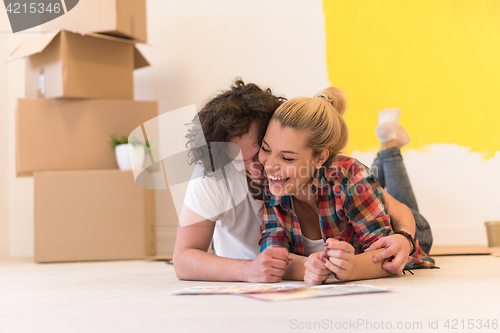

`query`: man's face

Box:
[228,122,265,181]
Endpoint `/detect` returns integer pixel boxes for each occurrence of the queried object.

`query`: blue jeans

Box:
[372,147,433,253]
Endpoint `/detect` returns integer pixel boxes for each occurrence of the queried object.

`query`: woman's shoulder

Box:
[324,155,374,183]
[327,155,370,174]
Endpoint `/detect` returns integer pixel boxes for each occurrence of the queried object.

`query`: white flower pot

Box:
[115,144,145,171]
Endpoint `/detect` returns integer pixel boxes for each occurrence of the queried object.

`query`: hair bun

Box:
[314,87,347,116]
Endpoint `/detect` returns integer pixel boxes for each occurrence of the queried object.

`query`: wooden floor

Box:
[1,255,499,333]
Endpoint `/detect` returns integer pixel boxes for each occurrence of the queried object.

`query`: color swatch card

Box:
[244,284,388,301]
[173,284,304,295]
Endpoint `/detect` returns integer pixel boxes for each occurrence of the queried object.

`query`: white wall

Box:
[134,0,329,110]
[404,147,500,246]
[2,0,329,257]
[133,0,329,254]
[3,0,493,257]
[0,9,10,257]
[127,0,500,249]
[2,9,38,256]
[353,147,500,247]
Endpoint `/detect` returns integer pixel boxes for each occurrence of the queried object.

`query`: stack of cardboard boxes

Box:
[10,0,158,263]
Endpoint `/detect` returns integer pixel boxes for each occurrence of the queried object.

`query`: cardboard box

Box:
[9,30,149,99]
[16,98,158,176]
[34,169,156,263]
[42,0,147,43]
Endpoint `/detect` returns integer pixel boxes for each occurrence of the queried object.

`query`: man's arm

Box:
[365,189,415,274]
[384,189,415,237]
[173,205,292,282]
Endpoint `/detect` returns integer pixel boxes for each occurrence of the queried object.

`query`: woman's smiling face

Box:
[259,120,326,197]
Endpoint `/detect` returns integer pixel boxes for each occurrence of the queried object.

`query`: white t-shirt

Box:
[302,235,324,256]
[289,198,324,256]
[183,164,262,260]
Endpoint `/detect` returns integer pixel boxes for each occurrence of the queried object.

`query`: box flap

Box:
[8,29,143,63]
[8,32,60,61]
[83,31,137,44]
[134,47,149,69]
[41,0,148,43]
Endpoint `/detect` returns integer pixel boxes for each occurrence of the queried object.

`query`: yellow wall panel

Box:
[324,0,500,158]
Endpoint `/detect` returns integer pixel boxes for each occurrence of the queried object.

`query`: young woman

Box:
[258,87,435,285]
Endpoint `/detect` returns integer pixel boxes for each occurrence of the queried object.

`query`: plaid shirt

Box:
[259,156,436,270]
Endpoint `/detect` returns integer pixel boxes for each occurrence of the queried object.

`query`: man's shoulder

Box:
[186,169,225,195]
[185,164,253,217]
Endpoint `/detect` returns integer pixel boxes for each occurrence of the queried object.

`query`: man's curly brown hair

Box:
[186,78,286,176]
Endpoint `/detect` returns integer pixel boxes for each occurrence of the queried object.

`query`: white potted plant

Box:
[108,134,146,171]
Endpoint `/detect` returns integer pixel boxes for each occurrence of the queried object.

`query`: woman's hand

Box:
[323,238,355,281]
[304,251,331,285]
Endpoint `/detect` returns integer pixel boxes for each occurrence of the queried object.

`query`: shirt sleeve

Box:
[343,162,392,250]
[183,167,228,222]
[258,194,292,253]
[405,239,437,269]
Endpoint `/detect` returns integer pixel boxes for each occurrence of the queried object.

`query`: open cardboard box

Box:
[9,30,149,99]
[42,0,147,43]
[16,98,158,176]
[34,169,156,263]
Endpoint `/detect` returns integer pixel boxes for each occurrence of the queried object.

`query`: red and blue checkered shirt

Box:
[259,156,435,270]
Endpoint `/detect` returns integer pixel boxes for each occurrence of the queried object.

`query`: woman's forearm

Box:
[346,249,394,281]
[282,253,307,280]
[282,250,396,282]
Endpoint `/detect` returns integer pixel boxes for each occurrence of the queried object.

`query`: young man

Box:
[173,79,419,282]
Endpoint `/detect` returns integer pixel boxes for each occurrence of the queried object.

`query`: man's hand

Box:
[365,234,411,275]
[323,239,356,281]
[246,248,293,283]
[304,251,331,285]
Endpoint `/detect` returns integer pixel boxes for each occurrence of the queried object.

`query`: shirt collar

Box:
[267,191,292,209]
[310,166,330,196]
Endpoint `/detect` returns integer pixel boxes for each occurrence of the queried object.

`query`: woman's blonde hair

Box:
[271,87,348,166]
